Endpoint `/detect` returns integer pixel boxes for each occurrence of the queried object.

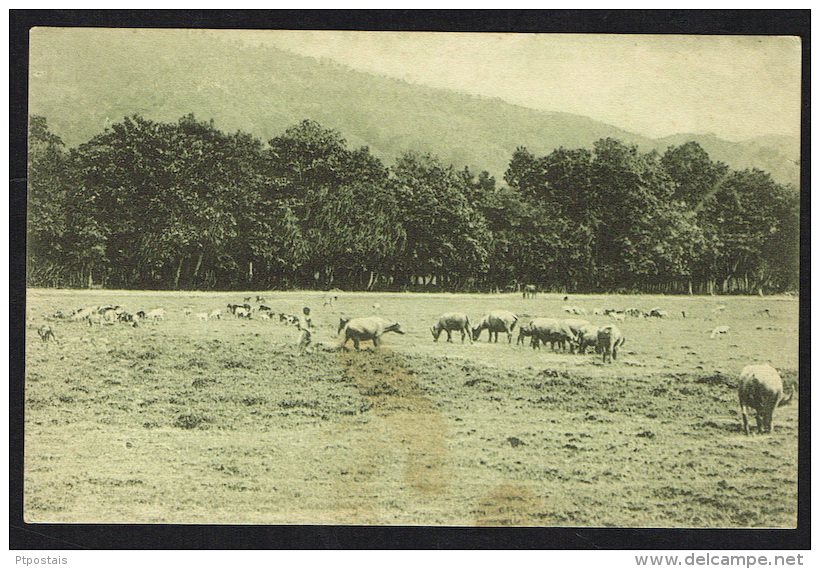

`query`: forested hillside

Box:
[27,114,799,294]
[29,29,800,187]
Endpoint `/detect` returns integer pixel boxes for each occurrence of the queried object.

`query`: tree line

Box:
[27,114,799,294]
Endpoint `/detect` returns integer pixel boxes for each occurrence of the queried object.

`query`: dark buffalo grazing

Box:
[738,364,794,435]
[472,311,518,343]
[431,313,473,343]
[597,325,625,363]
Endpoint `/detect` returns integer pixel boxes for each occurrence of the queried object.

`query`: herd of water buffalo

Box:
[33,296,795,437]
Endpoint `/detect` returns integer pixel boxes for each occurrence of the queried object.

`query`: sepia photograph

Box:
[18,15,804,537]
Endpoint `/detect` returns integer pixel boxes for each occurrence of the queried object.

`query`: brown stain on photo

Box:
[472,483,544,526]
[327,347,450,522]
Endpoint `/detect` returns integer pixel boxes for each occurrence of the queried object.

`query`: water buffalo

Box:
[577,324,600,354]
[472,310,518,343]
[431,312,473,343]
[339,316,405,350]
[738,364,794,435]
[562,318,591,353]
[522,284,537,299]
[597,325,625,363]
[524,318,576,351]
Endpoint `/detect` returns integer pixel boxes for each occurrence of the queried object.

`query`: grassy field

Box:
[23,289,800,526]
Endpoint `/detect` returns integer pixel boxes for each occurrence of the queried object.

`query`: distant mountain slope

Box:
[29,30,800,187]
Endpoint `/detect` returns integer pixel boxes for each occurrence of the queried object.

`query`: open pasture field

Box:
[24,289,799,526]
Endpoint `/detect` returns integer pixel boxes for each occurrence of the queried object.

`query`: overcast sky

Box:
[216,30,802,142]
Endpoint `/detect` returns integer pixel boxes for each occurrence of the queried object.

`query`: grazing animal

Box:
[648,308,668,318]
[522,284,537,299]
[37,324,56,342]
[70,307,94,322]
[625,308,644,318]
[234,307,252,319]
[256,296,266,303]
[738,364,794,435]
[597,325,625,363]
[518,318,574,351]
[145,308,166,322]
[196,312,209,322]
[258,305,272,312]
[472,310,518,343]
[755,308,771,317]
[609,311,626,322]
[710,325,730,339]
[529,318,577,351]
[563,305,587,316]
[339,316,405,350]
[102,309,119,324]
[431,312,473,343]
[562,318,591,353]
[182,307,193,316]
[711,305,727,314]
[577,324,600,354]
[208,309,221,320]
[280,313,299,326]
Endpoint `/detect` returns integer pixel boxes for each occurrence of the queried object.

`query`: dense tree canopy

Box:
[26,114,799,294]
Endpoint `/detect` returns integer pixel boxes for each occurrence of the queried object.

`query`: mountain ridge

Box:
[28,30,800,186]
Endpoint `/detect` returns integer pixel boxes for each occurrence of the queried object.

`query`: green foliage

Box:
[26,115,799,293]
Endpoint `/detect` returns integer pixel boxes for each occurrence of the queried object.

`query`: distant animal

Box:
[738,364,794,435]
[755,308,771,317]
[522,284,537,299]
[37,324,56,342]
[280,313,299,326]
[256,296,266,303]
[625,308,645,318]
[472,310,518,343]
[711,305,727,314]
[258,305,272,312]
[431,312,472,343]
[208,309,221,320]
[710,326,730,339]
[302,306,312,328]
[648,308,668,318]
[144,308,166,322]
[597,325,625,363]
[196,312,209,322]
[371,302,382,314]
[70,307,94,322]
[609,311,626,322]
[592,308,604,316]
[339,316,405,351]
[563,305,586,315]
[182,307,193,316]
[234,307,252,319]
